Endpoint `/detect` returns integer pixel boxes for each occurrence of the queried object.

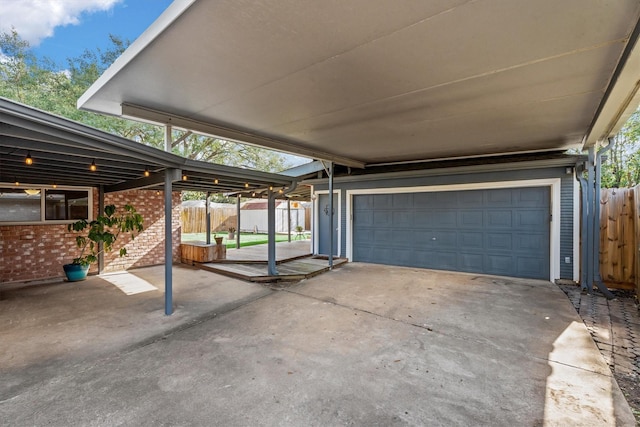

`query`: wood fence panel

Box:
[600,188,636,289]
[180,206,237,234]
[635,185,640,298]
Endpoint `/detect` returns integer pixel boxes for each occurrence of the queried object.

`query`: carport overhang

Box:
[0,97,298,314]
[78,0,640,167]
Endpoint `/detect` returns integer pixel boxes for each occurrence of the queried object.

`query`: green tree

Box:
[601,109,640,188]
[0,30,296,176]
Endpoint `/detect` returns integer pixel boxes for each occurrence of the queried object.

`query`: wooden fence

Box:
[599,186,639,297]
[180,205,237,233]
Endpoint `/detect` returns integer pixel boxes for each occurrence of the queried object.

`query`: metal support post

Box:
[164,169,174,315]
[205,192,211,245]
[236,195,241,249]
[328,161,334,270]
[267,189,278,276]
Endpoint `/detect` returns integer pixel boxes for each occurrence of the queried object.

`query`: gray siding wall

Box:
[315,166,575,280]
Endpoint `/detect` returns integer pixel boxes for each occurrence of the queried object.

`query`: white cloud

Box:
[0,0,122,46]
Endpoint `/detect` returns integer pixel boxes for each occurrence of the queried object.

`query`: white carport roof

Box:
[78,0,640,168]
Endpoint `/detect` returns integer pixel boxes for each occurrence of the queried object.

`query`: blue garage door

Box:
[352,187,550,279]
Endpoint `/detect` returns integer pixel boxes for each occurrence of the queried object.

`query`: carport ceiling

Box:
[78,0,640,167]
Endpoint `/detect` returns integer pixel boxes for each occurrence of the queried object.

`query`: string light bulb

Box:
[52,183,58,189]
[214,178,219,184]
[90,160,97,172]
[144,168,150,177]
[182,175,188,181]
[25,152,33,165]
[244,183,249,188]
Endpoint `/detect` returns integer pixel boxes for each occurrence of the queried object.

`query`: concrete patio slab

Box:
[0,263,634,425]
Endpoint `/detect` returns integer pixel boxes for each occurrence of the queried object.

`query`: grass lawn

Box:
[181,232,291,249]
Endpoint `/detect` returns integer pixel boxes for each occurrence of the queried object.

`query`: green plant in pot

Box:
[64,204,144,282]
[227,226,236,240]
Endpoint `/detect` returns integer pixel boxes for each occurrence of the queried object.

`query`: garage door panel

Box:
[515,233,546,251]
[487,233,513,251]
[373,195,394,209]
[392,210,412,226]
[459,210,483,228]
[516,256,547,278]
[432,231,457,248]
[355,211,374,226]
[459,232,484,248]
[432,209,457,227]
[432,252,458,269]
[485,254,514,275]
[413,210,435,227]
[517,187,547,207]
[486,210,513,228]
[459,253,484,271]
[392,193,413,206]
[459,191,484,206]
[353,186,550,279]
[413,192,437,207]
[516,209,548,227]
[486,189,513,206]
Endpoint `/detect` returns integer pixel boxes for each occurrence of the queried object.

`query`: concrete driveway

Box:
[0,263,635,426]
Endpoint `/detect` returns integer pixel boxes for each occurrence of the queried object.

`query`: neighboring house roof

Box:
[0,98,295,195]
[78,1,640,167]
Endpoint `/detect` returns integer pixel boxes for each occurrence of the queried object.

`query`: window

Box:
[45,189,89,220]
[0,185,92,224]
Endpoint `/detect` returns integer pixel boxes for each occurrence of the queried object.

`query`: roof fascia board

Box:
[280,160,326,177]
[302,157,581,185]
[120,103,366,169]
[583,16,640,148]
[77,0,196,116]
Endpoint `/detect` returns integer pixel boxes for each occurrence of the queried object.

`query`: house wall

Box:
[314,166,575,280]
[0,190,181,284]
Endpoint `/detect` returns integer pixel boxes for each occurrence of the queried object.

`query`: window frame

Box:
[0,184,93,225]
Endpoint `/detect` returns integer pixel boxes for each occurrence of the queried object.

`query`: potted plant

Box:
[64,204,144,281]
[227,226,236,240]
[214,235,224,245]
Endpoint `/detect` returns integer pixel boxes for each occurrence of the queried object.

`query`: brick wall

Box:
[0,190,181,284]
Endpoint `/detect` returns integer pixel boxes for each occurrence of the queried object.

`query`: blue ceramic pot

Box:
[63,263,90,282]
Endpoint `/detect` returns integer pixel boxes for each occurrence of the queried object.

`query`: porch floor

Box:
[182,240,348,282]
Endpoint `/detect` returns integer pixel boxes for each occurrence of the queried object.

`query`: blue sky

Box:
[1,0,174,69]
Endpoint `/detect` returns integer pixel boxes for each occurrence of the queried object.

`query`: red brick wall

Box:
[0,190,181,284]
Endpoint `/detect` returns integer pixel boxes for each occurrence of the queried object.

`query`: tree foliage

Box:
[0,30,295,175]
[601,109,640,188]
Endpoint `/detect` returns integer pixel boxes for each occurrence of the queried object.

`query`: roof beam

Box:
[121,103,366,169]
[105,169,182,193]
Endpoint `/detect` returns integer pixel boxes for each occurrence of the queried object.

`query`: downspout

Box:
[575,164,589,291]
[594,139,616,299]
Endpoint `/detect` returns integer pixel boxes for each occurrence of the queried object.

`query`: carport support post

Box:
[328,161,334,269]
[98,185,105,274]
[236,195,241,249]
[205,192,211,245]
[287,199,291,242]
[164,169,175,316]
[267,189,278,275]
